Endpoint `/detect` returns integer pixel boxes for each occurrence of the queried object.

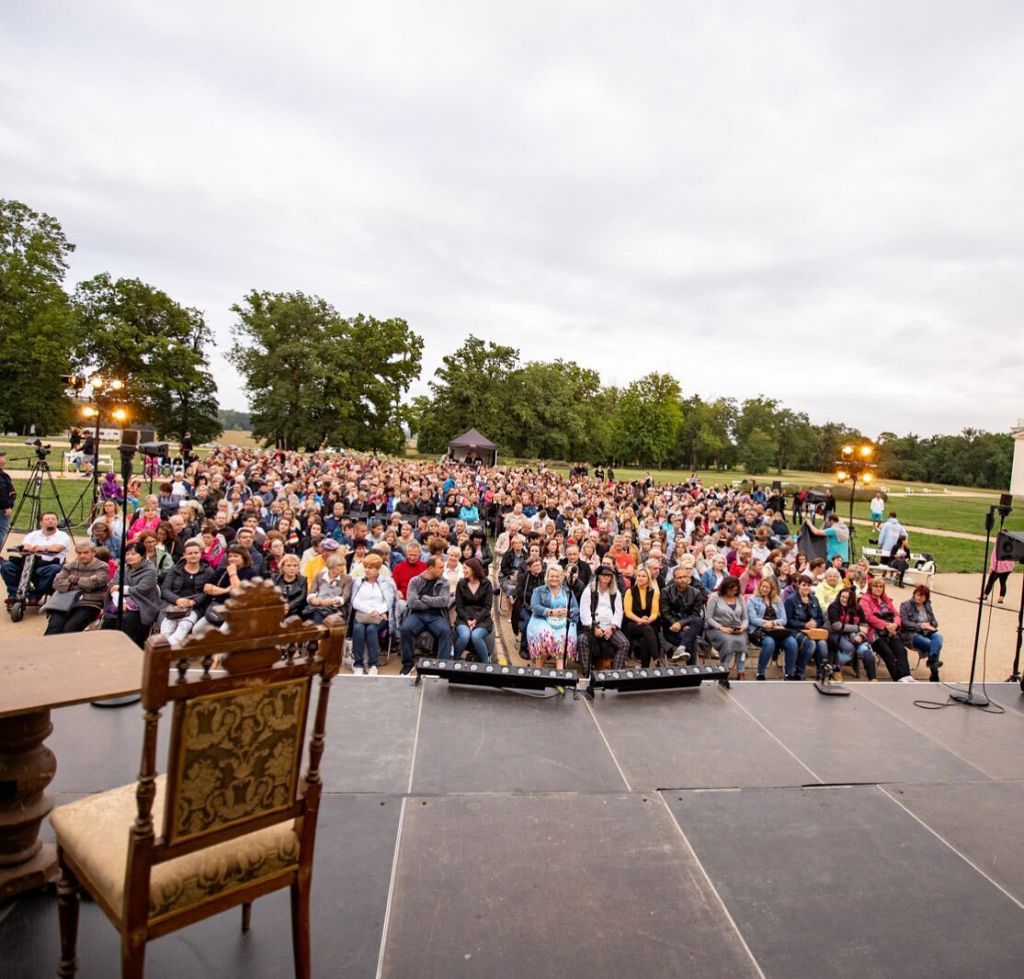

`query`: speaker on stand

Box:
[994,530,1024,686]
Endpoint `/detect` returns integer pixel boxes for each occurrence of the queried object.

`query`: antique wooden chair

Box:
[51,579,345,978]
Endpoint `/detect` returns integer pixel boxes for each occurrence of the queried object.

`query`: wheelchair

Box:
[4,547,41,623]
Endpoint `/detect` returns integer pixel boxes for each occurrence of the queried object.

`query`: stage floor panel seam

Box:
[849,687,1004,779]
[657,792,768,979]
[877,784,1024,913]
[723,687,824,784]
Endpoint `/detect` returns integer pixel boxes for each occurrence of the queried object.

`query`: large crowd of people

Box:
[0,446,944,682]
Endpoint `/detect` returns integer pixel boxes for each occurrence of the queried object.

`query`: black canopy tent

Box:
[447,428,498,466]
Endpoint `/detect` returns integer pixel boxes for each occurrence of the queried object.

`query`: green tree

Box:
[218,409,253,432]
[741,427,776,475]
[72,274,222,442]
[509,360,603,460]
[0,200,79,434]
[229,291,422,452]
[611,372,683,467]
[677,395,734,470]
[775,408,814,472]
[413,335,521,455]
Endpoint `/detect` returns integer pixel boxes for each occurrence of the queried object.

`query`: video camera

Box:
[25,439,51,461]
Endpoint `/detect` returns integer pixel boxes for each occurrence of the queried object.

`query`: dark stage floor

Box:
[4,678,1024,978]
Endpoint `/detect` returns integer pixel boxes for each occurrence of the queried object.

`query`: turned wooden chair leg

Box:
[57,851,81,978]
[290,876,312,979]
[121,935,146,979]
[241,901,253,933]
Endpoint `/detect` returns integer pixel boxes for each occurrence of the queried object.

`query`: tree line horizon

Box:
[0,198,1012,490]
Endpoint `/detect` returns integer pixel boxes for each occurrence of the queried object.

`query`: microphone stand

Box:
[92,441,141,708]
[952,500,1009,707]
[562,565,577,673]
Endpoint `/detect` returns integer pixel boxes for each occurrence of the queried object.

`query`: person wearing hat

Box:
[304,553,353,624]
[303,536,339,589]
[0,448,15,548]
[576,564,630,675]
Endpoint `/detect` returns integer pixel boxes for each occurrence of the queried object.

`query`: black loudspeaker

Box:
[123,427,157,447]
[995,531,1024,564]
[140,441,169,458]
[772,480,782,491]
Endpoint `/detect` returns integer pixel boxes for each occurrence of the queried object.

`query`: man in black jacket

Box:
[511,555,544,659]
[560,542,592,602]
[660,564,707,664]
[158,541,217,645]
[0,449,15,548]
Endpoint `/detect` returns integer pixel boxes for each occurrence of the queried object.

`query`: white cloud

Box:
[3,0,1023,435]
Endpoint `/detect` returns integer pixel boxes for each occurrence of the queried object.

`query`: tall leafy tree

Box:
[510,360,603,460]
[0,199,79,434]
[740,427,777,476]
[414,335,521,455]
[72,274,221,442]
[229,291,422,452]
[611,372,683,467]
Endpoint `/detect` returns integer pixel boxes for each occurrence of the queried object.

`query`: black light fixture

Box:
[415,658,579,696]
[586,663,730,698]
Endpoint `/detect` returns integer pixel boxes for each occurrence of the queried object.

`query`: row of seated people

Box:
[507,550,944,682]
[2,510,943,684]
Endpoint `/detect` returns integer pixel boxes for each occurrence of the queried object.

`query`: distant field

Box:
[847,494,1024,537]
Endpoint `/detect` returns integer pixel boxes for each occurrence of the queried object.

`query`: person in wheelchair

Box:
[2,511,73,607]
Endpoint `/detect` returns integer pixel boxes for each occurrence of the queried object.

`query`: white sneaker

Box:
[367,666,379,676]
[671,649,690,662]
[352,666,364,675]
[897,675,917,683]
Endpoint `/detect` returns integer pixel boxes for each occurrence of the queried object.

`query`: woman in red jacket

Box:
[859,578,913,681]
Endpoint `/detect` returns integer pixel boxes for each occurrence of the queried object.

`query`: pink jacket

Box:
[859,591,901,642]
[991,549,1014,575]
[127,513,160,542]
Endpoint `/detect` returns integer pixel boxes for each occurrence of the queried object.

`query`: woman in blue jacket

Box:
[747,577,798,680]
[527,565,579,669]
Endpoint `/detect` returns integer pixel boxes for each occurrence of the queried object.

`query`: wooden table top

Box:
[0,630,143,718]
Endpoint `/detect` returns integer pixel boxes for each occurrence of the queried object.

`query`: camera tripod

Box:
[2,452,78,550]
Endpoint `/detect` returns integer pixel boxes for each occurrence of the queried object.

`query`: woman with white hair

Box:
[527,565,579,669]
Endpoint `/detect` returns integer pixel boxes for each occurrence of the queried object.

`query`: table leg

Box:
[0,709,58,899]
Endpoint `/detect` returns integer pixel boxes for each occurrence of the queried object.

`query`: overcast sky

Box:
[3,1,1023,437]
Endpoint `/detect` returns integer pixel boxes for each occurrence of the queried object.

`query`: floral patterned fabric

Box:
[525,607,577,661]
[51,776,300,921]
[169,678,308,842]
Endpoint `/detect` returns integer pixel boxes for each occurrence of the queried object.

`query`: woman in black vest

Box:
[623,565,661,668]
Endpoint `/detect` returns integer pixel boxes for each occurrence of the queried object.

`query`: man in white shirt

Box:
[576,565,630,675]
[1,511,72,602]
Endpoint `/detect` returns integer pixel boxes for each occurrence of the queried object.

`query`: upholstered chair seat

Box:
[52,777,300,921]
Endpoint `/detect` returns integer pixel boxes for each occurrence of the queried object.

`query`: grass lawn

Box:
[855,530,991,574]
[844,494,1024,537]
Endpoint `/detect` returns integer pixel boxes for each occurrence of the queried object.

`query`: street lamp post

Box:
[835,442,876,562]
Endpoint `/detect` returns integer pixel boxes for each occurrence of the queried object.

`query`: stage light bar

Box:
[415,658,578,693]
[587,664,730,697]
